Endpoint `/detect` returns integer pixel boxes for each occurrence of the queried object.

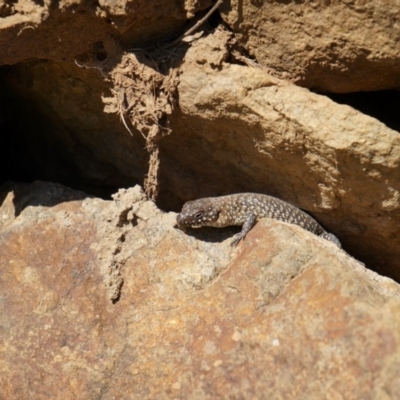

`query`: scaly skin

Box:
[177,193,341,247]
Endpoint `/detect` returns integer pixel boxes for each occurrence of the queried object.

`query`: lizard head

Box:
[177,198,220,229]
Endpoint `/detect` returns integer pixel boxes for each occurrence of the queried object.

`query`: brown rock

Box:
[163,32,400,279]
[0,0,211,66]
[1,181,400,399]
[220,0,400,92]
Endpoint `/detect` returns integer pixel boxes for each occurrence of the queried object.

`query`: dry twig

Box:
[166,0,224,48]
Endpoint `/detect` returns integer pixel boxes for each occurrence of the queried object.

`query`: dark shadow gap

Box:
[322,90,400,132]
[0,63,133,200]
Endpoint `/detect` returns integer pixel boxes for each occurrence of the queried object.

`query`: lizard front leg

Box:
[230,213,257,246]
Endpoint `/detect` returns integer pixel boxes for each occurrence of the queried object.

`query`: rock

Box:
[0,0,212,65]
[220,0,400,92]
[1,181,400,399]
[162,32,400,279]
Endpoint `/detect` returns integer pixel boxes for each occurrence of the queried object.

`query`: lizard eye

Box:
[194,212,203,219]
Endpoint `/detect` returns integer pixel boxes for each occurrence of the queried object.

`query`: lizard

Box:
[176,193,341,248]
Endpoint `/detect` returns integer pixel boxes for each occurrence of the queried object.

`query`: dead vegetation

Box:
[107,51,179,200]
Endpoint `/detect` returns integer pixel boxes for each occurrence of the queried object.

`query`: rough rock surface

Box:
[1,181,400,399]
[0,0,211,65]
[220,0,400,92]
